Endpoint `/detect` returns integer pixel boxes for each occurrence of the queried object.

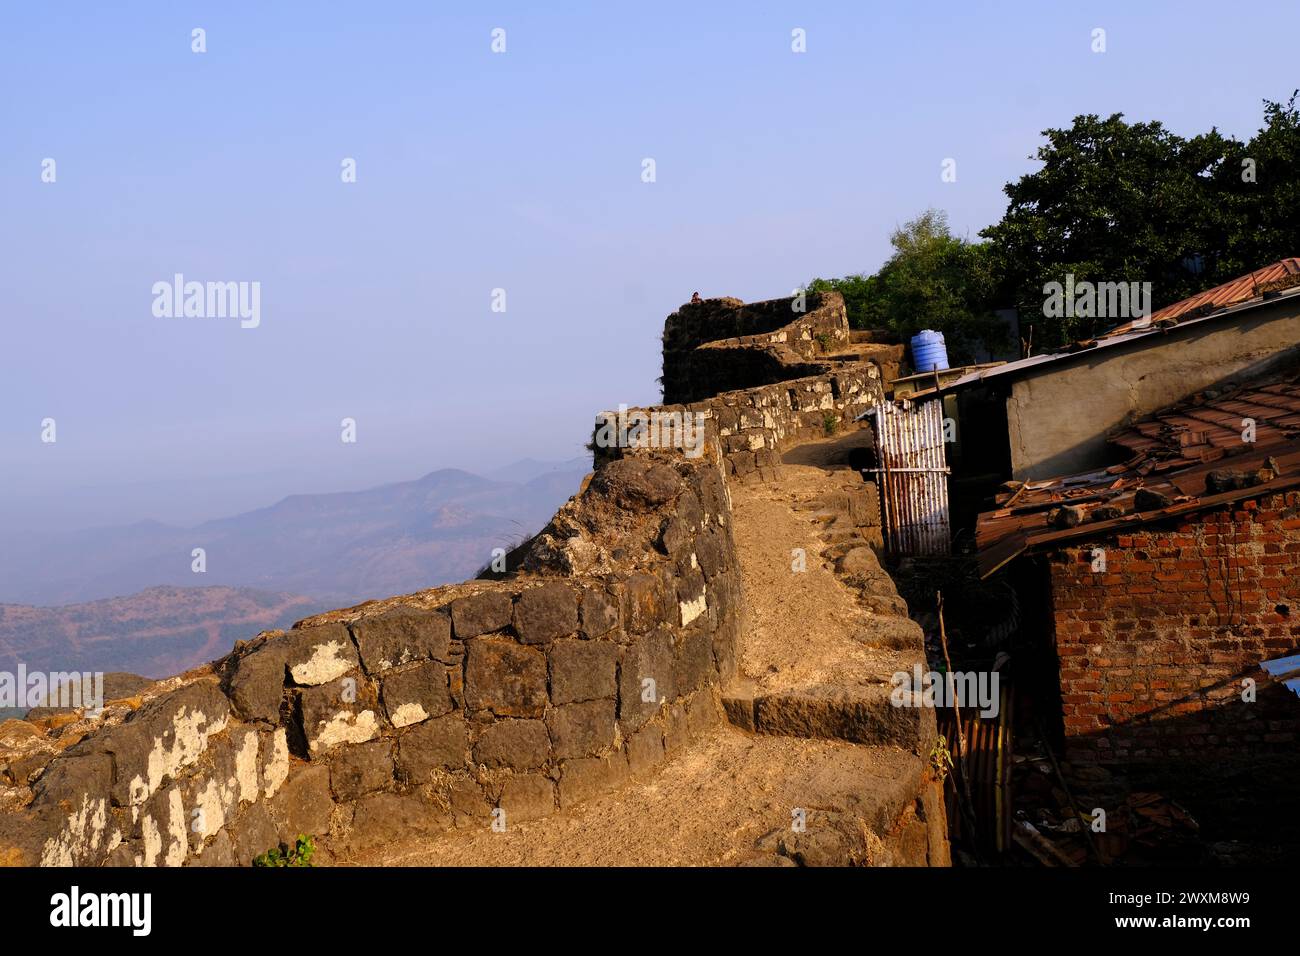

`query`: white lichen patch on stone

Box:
[309,709,379,753]
[262,728,289,798]
[289,639,355,685]
[139,811,161,867]
[680,584,708,627]
[234,728,260,804]
[193,778,231,843]
[39,793,108,866]
[389,702,428,728]
[128,705,228,810]
[163,788,187,867]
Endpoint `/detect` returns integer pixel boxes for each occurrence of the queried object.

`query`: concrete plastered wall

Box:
[1006,302,1300,480]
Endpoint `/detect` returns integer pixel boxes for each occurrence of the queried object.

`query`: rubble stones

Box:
[1133,488,1173,511]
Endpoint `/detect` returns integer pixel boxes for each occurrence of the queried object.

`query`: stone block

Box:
[189,828,236,867]
[549,639,617,705]
[674,627,715,694]
[345,792,449,851]
[298,676,381,756]
[285,624,359,686]
[266,765,333,846]
[547,699,616,759]
[227,636,289,722]
[380,661,453,728]
[557,752,629,809]
[260,728,289,798]
[89,680,230,810]
[351,608,453,673]
[579,588,619,638]
[329,739,394,801]
[663,701,690,755]
[450,591,514,638]
[472,719,549,770]
[463,637,547,718]
[622,572,666,635]
[226,801,280,867]
[444,774,492,827]
[498,774,555,824]
[513,582,579,644]
[617,628,675,733]
[676,569,707,628]
[693,527,727,580]
[657,516,691,557]
[625,725,664,776]
[396,715,469,781]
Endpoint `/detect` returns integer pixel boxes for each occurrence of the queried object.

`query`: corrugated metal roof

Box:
[1260,653,1300,699]
[910,260,1300,400]
[974,368,1300,576]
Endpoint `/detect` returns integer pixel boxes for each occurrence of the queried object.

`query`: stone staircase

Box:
[719,430,948,865]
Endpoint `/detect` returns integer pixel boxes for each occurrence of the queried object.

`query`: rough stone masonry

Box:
[0,291,943,867]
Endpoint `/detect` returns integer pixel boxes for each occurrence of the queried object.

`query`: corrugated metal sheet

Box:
[939,683,1012,856]
[1261,653,1300,699]
[864,399,951,556]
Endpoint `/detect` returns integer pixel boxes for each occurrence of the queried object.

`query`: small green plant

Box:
[929,736,954,780]
[822,412,839,437]
[814,331,833,353]
[253,834,315,867]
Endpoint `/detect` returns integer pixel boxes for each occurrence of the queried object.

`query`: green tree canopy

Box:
[981,96,1300,348]
[813,95,1300,357]
[979,112,1238,346]
[808,209,1006,365]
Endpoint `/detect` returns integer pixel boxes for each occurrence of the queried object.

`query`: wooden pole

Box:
[937,591,980,850]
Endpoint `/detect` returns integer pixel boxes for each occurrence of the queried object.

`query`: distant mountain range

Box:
[0,458,589,680]
[0,586,322,683]
[1,458,590,609]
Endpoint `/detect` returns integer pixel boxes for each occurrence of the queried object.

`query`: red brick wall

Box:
[1049,491,1300,764]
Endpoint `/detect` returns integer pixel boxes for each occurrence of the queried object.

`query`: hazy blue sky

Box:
[3,1,1297,532]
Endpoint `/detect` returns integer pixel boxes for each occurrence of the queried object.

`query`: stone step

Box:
[722,683,932,751]
[749,744,940,866]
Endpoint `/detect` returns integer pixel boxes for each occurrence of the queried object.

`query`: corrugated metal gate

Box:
[864,399,951,556]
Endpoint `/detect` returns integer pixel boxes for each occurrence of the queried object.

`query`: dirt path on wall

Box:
[728,437,911,693]
[358,429,924,867]
[349,725,916,867]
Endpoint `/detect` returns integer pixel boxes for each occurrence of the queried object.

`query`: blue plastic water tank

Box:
[910,329,949,372]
